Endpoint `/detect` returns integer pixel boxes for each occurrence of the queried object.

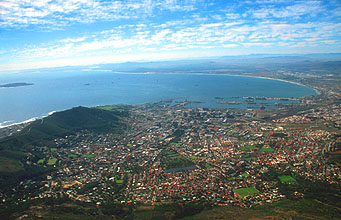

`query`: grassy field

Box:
[234,187,259,198]
[239,153,257,161]
[68,153,78,158]
[85,154,95,158]
[50,148,57,152]
[116,179,124,185]
[238,145,256,151]
[241,173,250,177]
[47,158,57,165]
[279,175,296,183]
[37,159,45,164]
[96,105,127,112]
[204,164,212,169]
[161,151,195,170]
[260,147,275,152]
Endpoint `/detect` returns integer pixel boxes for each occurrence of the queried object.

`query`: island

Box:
[0,82,33,88]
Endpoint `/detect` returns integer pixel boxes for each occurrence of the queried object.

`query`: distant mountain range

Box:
[21,53,341,75]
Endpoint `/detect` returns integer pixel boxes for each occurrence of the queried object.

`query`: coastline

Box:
[0,117,37,129]
[0,111,56,129]
[238,74,321,96]
[114,72,320,96]
[0,73,319,129]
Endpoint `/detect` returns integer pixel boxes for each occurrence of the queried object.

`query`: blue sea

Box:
[0,70,317,126]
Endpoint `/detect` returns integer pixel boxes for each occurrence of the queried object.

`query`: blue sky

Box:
[0,0,340,70]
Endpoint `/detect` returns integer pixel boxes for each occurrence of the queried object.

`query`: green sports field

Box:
[234,187,259,198]
[47,158,57,165]
[279,175,296,183]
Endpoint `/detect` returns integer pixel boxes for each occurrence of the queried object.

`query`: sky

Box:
[0,0,340,71]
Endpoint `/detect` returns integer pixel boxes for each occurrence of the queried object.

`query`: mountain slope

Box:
[0,106,127,151]
[0,106,128,186]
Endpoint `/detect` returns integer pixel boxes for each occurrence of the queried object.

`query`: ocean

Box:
[0,70,317,127]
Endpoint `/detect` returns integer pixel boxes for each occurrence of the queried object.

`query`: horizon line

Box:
[1,52,341,73]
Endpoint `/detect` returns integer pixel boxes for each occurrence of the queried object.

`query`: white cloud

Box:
[201,23,224,28]
[305,38,321,42]
[249,1,324,19]
[60,36,87,43]
[225,13,240,20]
[1,0,340,70]
[321,40,337,44]
[242,42,274,47]
[290,42,307,47]
[223,44,238,48]
[0,0,199,27]
[278,42,290,46]
[151,29,172,42]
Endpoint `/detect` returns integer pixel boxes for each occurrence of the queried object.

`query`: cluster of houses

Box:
[1,102,340,208]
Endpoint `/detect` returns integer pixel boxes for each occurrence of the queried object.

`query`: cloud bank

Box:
[0,0,340,70]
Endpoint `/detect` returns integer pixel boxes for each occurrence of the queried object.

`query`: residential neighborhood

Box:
[1,100,339,213]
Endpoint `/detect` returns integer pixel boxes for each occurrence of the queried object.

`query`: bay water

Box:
[0,70,317,126]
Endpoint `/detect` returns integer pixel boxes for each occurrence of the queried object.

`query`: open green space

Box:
[238,145,256,151]
[168,129,185,143]
[279,175,296,183]
[68,153,78,158]
[50,148,57,152]
[204,163,212,169]
[96,105,127,112]
[116,179,124,185]
[239,153,257,161]
[47,158,57,165]
[37,159,45,164]
[245,157,257,161]
[260,147,275,152]
[270,132,288,137]
[85,154,95,158]
[233,187,259,198]
[161,150,195,170]
[241,172,250,177]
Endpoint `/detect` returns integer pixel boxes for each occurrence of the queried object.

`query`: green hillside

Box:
[0,106,127,187]
[0,106,127,151]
